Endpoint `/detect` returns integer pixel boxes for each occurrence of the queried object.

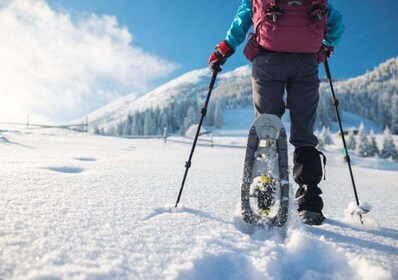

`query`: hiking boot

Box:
[299,210,325,226]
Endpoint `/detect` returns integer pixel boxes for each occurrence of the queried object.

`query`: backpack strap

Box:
[310,0,328,19]
[264,0,284,22]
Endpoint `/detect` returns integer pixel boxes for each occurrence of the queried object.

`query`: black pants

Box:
[251,51,320,147]
[293,146,325,213]
[252,52,324,213]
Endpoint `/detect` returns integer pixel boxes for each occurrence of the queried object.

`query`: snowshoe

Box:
[241,114,289,227]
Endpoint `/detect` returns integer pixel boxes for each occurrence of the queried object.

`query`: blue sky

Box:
[49,0,398,81]
[1,0,397,123]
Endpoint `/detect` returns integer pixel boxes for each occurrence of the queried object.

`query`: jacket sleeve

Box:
[323,4,345,47]
[224,0,253,51]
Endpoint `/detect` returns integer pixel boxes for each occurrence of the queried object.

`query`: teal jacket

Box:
[225,0,345,51]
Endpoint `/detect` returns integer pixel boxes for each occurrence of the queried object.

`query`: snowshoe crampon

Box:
[241,114,289,227]
[250,175,279,219]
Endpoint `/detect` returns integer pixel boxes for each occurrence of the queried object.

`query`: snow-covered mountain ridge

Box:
[83,57,398,136]
[328,57,398,133]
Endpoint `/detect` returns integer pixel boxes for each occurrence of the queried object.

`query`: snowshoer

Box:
[208,0,345,225]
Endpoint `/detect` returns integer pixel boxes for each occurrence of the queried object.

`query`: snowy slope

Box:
[81,93,143,128]
[1,127,397,279]
[79,65,253,133]
[79,57,397,136]
[78,68,212,130]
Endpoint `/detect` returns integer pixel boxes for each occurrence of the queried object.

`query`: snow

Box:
[80,68,211,130]
[330,111,383,134]
[78,93,142,127]
[346,201,372,216]
[185,124,208,138]
[1,122,397,279]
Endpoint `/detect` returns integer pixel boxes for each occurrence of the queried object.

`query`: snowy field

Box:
[1,127,397,280]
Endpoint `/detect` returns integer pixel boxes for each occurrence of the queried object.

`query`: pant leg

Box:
[293,145,325,213]
[252,52,287,117]
[285,54,324,213]
[296,184,324,212]
[286,54,320,148]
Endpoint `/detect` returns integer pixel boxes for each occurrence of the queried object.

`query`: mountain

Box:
[83,57,398,136]
[329,57,398,133]
[83,93,142,129]
[84,66,252,136]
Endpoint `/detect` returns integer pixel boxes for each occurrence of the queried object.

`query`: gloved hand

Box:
[316,45,334,64]
[208,41,234,71]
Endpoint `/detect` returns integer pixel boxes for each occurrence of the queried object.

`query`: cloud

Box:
[0,0,178,123]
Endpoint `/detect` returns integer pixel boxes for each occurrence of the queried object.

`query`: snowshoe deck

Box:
[241,114,289,227]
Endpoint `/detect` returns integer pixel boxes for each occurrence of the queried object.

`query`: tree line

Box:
[93,57,397,137]
[317,123,398,160]
[94,98,224,137]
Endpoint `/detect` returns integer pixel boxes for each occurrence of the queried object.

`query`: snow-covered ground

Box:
[1,124,397,279]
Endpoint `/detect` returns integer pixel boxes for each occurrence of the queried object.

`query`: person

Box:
[208,0,345,225]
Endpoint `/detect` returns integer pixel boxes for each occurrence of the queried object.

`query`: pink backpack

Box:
[244,0,328,60]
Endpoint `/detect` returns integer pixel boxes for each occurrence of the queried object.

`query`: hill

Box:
[82,57,398,136]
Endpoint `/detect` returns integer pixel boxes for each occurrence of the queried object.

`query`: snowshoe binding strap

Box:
[318,151,327,180]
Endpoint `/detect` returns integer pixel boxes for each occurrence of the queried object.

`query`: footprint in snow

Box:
[74,157,96,162]
[143,204,231,224]
[44,166,84,174]
[0,136,9,143]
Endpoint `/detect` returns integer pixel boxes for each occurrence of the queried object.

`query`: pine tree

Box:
[367,129,379,157]
[347,130,357,151]
[117,121,124,136]
[183,106,197,135]
[134,113,145,135]
[205,102,215,126]
[153,110,160,134]
[160,111,170,134]
[131,113,138,135]
[123,115,133,136]
[390,95,398,134]
[144,111,155,135]
[108,125,117,136]
[356,123,370,157]
[171,103,183,132]
[320,126,334,145]
[94,125,101,135]
[214,99,224,129]
[381,127,398,160]
[316,95,332,128]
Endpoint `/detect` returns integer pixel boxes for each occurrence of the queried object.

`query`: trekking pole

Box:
[174,63,221,208]
[324,59,364,224]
